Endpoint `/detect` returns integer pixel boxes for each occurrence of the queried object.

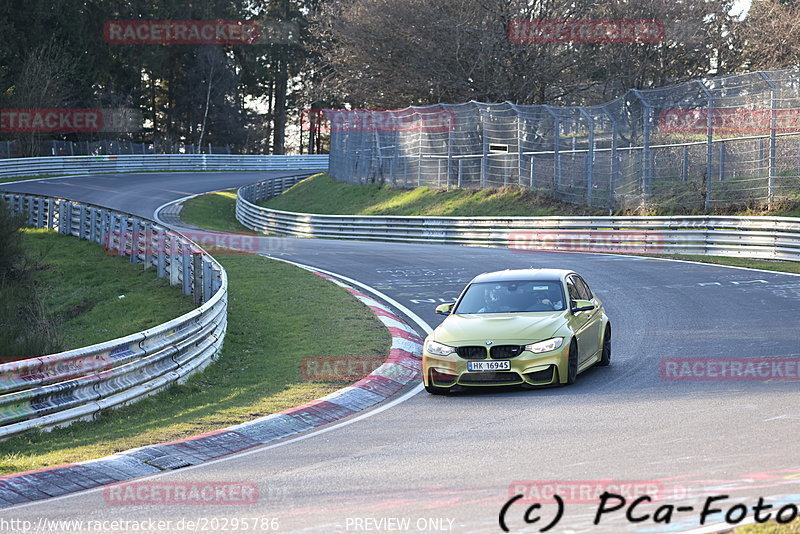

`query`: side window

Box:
[566,278,581,301]
[575,276,593,299]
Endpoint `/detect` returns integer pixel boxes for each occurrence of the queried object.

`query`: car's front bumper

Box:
[422,345,569,388]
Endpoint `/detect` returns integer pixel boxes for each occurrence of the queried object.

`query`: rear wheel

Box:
[566,339,578,384]
[598,324,611,367]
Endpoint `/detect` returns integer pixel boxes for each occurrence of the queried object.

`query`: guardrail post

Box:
[119,215,129,256]
[156,229,167,278]
[78,205,87,238]
[46,199,55,229]
[202,259,213,303]
[130,219,141,264]
[36,197,46,227]
[143,223,153,268]
[89,207,98,243]
[192,253,203,305]
[169,236,180,286]
[26,196,34,226]
[182,246,192,296]
[58,202,69,235]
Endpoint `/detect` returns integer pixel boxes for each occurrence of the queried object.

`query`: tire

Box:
[598,324,611,367]
[425,383,450,395]
[566,339,578,385]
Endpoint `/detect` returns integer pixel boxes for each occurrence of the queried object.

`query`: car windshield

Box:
[454,280,566,314]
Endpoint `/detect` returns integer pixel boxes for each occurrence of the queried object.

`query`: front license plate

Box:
[467,360,511,372]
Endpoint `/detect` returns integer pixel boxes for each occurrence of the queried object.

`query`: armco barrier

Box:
[236,176,800,262]
[0,192,228,439]
[0,153,328,179]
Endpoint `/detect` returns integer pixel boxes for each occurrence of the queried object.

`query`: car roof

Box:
[469,268,573,284]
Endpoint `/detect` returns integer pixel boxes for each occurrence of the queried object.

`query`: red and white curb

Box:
[0,269,422,508]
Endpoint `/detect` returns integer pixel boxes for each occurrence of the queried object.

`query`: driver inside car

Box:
[477,284,504,313]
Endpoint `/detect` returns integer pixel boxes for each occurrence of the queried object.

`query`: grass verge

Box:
[641,254,800,275]
[179,189,254,233]
[260,174,800,218]
[1,229,195,362]
[731,520,800,533]
[0,249,391,475]
[261,174,607,216]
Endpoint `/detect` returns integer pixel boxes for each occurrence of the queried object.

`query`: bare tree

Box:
[8,41,76,156]
[309,0,739,108]
[737,0,800,70]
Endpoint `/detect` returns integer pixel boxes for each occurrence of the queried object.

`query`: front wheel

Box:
[566,339,578,385]
[598,324,611,367]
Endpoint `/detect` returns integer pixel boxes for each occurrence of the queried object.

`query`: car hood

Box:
[433,312,567,345]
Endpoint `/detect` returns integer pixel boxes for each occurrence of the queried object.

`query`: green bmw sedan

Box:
[422,269,611,394]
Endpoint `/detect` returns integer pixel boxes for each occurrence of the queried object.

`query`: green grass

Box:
[262,174,607,216]
[179,189,254,233]
[731,520,800,533]
[1,229,196,362]
[643,254,800,274]
[259,173,800,218]
[0,250,390,475]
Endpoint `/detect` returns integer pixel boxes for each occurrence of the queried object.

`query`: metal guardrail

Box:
[0,154,329,179]
[237,175,800,263]
[0,192,228,439]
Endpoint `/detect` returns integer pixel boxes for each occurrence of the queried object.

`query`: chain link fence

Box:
[327,68,800,211]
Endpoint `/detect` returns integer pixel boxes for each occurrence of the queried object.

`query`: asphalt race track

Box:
[2,173,800,534]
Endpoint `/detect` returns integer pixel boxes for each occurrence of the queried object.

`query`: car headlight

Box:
[525,337,564,354]
[425,339,455,356]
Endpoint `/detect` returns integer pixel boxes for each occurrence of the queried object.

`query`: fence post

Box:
[697,80,714,210]
[480,108,488,188]
[759,71,777,208]
[447,110,454,190]
[579,108,594,206]
[544,106,561,189]
[718,142,726,181]
[682,145,689,182]
[602,105,618,209]
[517,112,524,187]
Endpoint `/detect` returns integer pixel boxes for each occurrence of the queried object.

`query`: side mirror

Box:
[571,299,595,313]
[435,303,454,315]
